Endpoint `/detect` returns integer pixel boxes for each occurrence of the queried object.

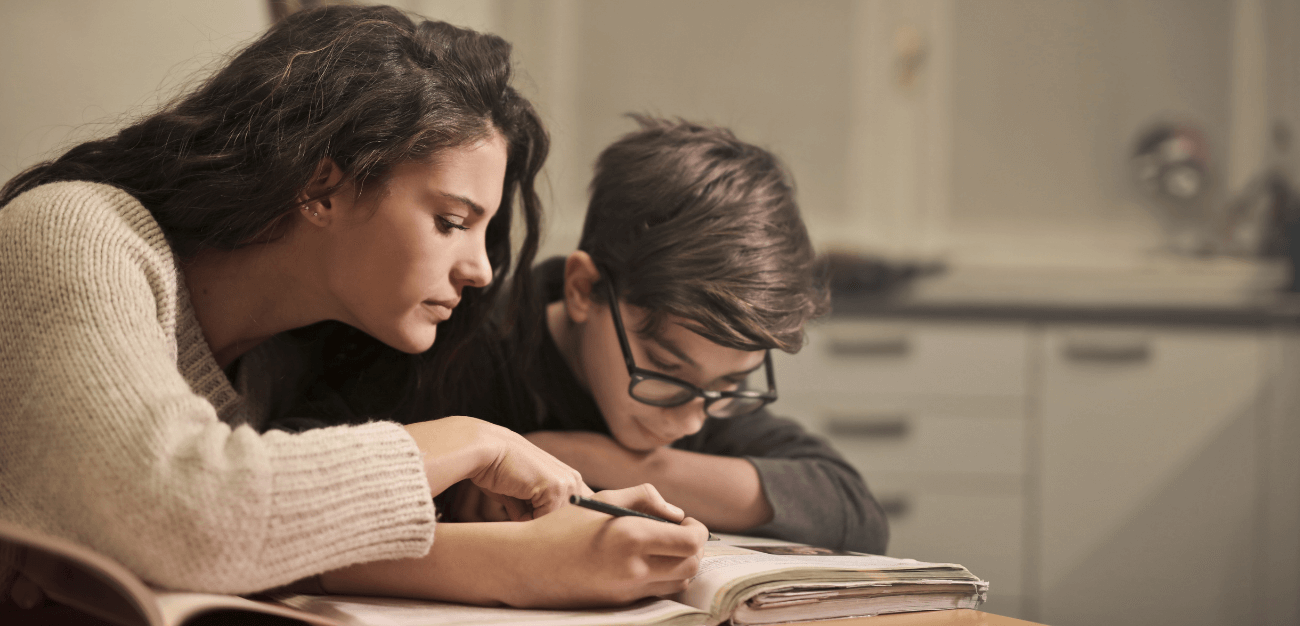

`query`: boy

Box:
[435,116,886,553]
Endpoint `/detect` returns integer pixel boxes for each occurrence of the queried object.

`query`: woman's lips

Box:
[422,299,456,322]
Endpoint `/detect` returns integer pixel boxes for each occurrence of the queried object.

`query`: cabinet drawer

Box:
[871,476,1024,597]
[775,321,1031,396]
[776,391,1026,476]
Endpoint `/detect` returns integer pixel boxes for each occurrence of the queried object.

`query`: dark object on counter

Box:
[1288,210,1300,292]
[822,252,945,296]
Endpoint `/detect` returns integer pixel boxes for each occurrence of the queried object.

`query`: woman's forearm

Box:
[319,522,520,605]
[404,416,492,497]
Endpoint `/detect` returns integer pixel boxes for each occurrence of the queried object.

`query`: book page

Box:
[154,592,342,626]
[278,595,708,626]
[677,541,944,610]
[0,519,161,626]
[672,536,985,625]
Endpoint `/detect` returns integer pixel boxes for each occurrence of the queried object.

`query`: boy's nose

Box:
[666,402,708,440]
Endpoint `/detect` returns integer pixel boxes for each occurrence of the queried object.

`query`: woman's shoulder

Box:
[2,181,164,245]
[0,181,180,318]
[1,181,174,273]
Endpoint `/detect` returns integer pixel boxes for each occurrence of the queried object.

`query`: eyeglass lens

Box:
[706,395,768,417]
[629,378,697,405]
[629,378,768,417]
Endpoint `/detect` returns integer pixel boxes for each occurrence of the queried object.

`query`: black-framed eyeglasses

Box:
[603,277,777,418]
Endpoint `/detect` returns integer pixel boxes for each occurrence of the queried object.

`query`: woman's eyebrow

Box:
[438,191,486,216]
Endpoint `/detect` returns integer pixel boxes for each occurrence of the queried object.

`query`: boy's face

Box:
[575,300,767,451]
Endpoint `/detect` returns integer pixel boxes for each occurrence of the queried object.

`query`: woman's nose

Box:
[456,243,493,289]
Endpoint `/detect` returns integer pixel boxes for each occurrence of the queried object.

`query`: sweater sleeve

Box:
[673,410,889,554]
[0,184,436,594]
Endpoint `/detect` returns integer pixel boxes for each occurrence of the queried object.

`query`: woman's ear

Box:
[563,251,601,324]
[299,158,350,226]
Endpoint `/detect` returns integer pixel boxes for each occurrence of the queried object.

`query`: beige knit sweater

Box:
[0,182,436,594]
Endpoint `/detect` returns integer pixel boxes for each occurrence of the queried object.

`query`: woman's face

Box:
[326,133,506,353]
[576,303,767,452]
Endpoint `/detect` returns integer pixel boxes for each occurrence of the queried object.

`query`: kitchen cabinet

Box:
[1037,326,1263,626]
[773,321,1032,618]
[771,317,1298,624]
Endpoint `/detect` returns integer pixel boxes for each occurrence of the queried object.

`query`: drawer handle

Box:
[825,415,911,439]
[827,336,911,357]
[878,495,911,519]
[1062,339,1152,363]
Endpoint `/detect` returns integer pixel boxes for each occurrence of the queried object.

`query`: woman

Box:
[0,5,705,609]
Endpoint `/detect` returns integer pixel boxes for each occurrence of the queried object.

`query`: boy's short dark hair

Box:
[579,115,829,353]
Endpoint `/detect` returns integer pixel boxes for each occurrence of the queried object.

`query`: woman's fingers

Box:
[10,574,46,609]
[499,495,533,522]
[608,515,708,558]
[640,579,693,599]
[593,483,685,523]
[645,552,703,581]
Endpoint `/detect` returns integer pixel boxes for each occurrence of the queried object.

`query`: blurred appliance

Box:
[1131,122,1214,254]
[1215,123,1300,291]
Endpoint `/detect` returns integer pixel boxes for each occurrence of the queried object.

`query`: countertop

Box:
[830,258,1300,326]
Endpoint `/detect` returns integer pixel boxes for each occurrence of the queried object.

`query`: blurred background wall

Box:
[4,0,1297,269]
[3,2,1300,625]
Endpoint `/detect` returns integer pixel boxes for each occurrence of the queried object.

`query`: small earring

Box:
[312,211,319,217]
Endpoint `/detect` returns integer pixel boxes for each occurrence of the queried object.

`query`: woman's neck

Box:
[182,238,331,368]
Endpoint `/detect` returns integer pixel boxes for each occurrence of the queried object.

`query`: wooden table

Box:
[4,604,1047,625]
[803,609,1045,626]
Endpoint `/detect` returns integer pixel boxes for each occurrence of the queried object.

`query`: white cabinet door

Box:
[1037,325,1265,626]
[773,320,1032,618]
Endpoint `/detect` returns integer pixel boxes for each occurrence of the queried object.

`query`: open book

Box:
[0,519,986,626]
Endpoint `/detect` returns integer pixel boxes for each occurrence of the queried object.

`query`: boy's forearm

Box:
[536,432,773,531]
[636,447,775,532]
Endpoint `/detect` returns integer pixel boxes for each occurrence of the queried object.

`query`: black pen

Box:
[569,495,717,540]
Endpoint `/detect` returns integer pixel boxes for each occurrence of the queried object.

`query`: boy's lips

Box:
[629,414,675,447]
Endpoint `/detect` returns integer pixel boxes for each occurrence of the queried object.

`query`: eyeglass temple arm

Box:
[764,350,777,396]
[603,278,640,375]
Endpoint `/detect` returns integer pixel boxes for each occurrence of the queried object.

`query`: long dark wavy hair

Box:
[0,4,548,412]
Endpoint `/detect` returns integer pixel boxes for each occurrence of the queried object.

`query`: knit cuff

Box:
[257,421,436,582]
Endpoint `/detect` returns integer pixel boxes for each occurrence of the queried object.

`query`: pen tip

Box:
[569,494,580,504]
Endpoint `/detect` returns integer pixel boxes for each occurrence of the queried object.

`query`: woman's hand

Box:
[446,480,511,523]
[507,483,707,607]
[405,416,591,520]
[524,429,774,532]
[320,484,709,608]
